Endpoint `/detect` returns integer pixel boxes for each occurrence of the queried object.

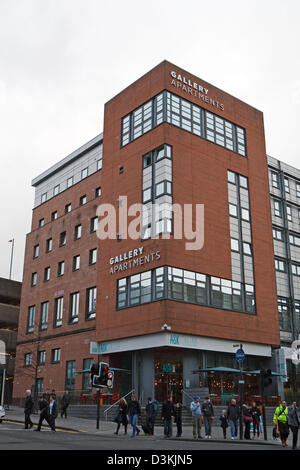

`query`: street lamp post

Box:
[8,239,14,280]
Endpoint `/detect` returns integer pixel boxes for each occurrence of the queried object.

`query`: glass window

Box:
[75,224,82,240]
[27,305,35,333]
[46,238,52,252]
[60,231,66,246]
[89,248,97,265]
[67,176,73,188]
[58,261,65,277]
[278,298,292,332]
[40,301,49,330]
[25,353,32,367]
[51,211,58,221]
[96,186,102,197]
[52,348,61,363]
[38,350,46,365]
[245,284,255,313]
[31,272,37,286]
[274,200,282,218]
[91,217,98,233]
[286,205,292,222]
[73,255,80,271]
[54,297,63,327]
[65,360,75,389]
[70,292,79,323]
[97,157,102,171]
[284,178,290,193]
[271,171,279,189]
[80,195,87,205]
[229,204,238,217]
[81,168,88,179]
[86,287,97,319]
[275,259,286,272]
[53,185,60,196]
[231,238,239,252]
[39,218,45,227]
[33,244,39,258]
[228,171,236,184]
[65,203,71,213]
[41,193,47,203]
[44,266,50,282]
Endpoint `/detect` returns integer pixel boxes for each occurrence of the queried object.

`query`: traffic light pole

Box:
[260,370,268,441]
[96,388,100,430]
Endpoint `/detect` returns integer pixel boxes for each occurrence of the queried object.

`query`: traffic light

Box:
[90,363,99,386]
[106,370,114,388]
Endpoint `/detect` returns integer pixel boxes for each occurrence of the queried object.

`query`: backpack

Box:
[152,400,159,416]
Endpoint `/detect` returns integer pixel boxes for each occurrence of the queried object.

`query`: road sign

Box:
[235,348,245,363]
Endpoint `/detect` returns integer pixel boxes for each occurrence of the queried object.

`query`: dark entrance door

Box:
[154,348,183,403]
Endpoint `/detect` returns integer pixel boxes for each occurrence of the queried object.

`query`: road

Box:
[0,421,285,452]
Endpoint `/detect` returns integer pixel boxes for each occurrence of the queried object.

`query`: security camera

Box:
[161,324,171,331]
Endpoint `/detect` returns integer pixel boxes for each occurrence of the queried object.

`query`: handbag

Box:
[244,415,253,423]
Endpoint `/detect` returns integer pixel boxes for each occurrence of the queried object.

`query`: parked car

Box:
[0,405,5,423]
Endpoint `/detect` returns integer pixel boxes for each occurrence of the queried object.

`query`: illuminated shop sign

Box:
[109,246,160,274]
[170,70,225,111]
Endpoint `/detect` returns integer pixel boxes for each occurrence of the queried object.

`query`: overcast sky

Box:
[0,0,299,282]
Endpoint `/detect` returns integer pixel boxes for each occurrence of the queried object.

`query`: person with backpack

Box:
[145,397,155,436]
[273,400,289,447]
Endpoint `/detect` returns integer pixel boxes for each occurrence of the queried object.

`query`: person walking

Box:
[288,401,300,450]
[60,390,71,418]
[219,409,228,439]
[190,395,203,440]
[24,389,34,429]
[48,394,58,432]
[242,403,252,440]
[162,396,175,438]
[145,397,155,436]
[273,400,289,447]
[114,397,128,435]
[250,401,261,438]
[35,394,51,431]
[174,402,182,437]
[201,396,214,439]
[128,394,141,438]
[227,399,240,440]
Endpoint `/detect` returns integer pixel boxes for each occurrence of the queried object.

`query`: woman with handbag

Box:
[114,398,128,435]
[242,403,253,440]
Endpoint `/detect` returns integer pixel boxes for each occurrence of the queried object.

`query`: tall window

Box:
[73,255,80,271]
[91,217,98,233]
[70,292,79,323]
[89,248,97,265]
[33,244,39,258]
[54,297,63,327]
[40,301,49,330]
[58,261,65,277]
[75,224,82,240]
[142,144,173,239]
[31,272,37,286]
[65,360,76,390]
[52,348,61,363]
[60,231,67,246]
[86,287,97,319]
[38,351,46,365]
[82,358,93,390]
[25,353,32,367]
[27,305,35,333]
[44,266,50,282]
[46,238,53,253]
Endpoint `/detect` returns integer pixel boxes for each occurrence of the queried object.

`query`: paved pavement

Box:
[0,406,292,447]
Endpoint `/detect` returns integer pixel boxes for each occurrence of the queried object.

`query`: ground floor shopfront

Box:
[92,332,283,405]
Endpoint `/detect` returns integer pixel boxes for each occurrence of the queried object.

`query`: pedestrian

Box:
[288,401,300,450]
[127,394,141,438]
[51,389,57,399]
[250,401,260,438]
[114,397,128,435]
[145,397,155,436]
[190,395,203,440]
[24,389,34,429]
[60,390,71,418]
[219,409,228,439]
[273,400,289,447]
[227,398,240,440]
[35,394,51,431]
[201,396,214,439]
[174,402,182,437]
[162,395,175,438]
[48,394,58,432]
[242,403,252,440]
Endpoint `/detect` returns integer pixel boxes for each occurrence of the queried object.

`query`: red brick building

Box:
[14,62,282,404]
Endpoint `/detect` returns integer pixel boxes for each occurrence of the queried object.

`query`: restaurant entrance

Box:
[154,348,183,403]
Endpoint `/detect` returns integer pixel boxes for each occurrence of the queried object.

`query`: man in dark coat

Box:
[227,399,240,439]
[201,396,214,439]
[288,401,300,450]
[161,396,175,438]
[60,390,71,418]
[145,397,155,436]
[35,394,51,431]
[24,389,34,429]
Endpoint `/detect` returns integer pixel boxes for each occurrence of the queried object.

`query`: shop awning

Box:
[194,367,284,376]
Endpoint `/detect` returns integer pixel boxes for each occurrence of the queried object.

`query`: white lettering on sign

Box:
[170,71,224,111]
[109,250,161,274]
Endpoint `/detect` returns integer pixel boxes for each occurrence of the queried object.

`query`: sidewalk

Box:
[1,406,287,446]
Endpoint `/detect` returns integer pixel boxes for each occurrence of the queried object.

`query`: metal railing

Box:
[103,389,135,422]
[181,389,195,404]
